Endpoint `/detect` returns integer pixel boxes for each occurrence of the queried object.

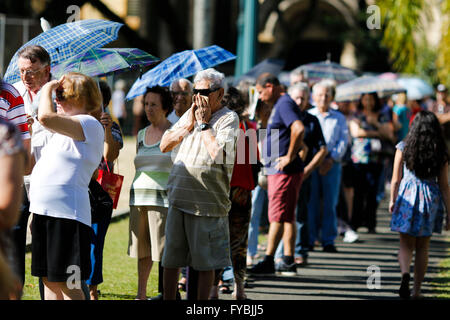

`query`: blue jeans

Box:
[247,185,268,257]
[307,163,342,247]
[275,177,311,259]
[86,212,112,285]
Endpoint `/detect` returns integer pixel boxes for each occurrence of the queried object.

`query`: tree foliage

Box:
[378,0,449,87]
[437,0,450,87]
[378,0,430,73]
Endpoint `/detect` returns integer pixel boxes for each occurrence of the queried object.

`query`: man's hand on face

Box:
[194,94,212,125]
[185,102,197,132]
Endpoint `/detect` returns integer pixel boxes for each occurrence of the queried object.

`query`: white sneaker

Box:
[343,230,359,243]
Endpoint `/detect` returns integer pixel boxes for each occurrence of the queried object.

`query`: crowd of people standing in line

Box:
[0,44,449,300]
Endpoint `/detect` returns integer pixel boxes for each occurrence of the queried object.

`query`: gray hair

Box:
[288,82,310,97]
[170,78,193,93]
[290,66,308,81]
[194,68,225,90]
[312,79,336,98]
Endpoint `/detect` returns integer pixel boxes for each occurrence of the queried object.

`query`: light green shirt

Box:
[129,127,173,207]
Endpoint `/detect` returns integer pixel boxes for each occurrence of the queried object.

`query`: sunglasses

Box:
[193,87,219,96]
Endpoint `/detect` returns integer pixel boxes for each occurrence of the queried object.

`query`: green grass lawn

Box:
[21,215,160,300]
[430,257,450,299]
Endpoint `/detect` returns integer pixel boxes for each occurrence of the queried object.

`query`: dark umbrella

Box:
[233,58,285,85]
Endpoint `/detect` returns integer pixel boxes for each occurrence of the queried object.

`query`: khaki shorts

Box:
[162,206,231,271]
[128,205,168,261]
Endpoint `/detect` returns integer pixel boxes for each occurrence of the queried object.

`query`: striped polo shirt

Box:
[165,106,239,217]
[129,126,173,207]
[0,80,30,140]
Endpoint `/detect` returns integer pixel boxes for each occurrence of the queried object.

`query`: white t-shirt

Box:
[29,114,104,227]
[167,110,180,124]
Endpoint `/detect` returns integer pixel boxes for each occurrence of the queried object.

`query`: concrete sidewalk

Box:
[25,137,450,299]
[220,198,450,300]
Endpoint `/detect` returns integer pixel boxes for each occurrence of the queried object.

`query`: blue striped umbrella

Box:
[4,19,123,84]
[51,48,159,78]
[297,60,357,84]
[335,75,406,102]
[126,45,236,100]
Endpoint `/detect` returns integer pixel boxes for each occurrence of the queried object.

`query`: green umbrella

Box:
[51,48,159,78]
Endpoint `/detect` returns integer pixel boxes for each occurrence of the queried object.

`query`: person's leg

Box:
[247,186,264,259]
[412,236,431,298]
[274,239,284,261]
[87,190,113,300]
[42,277,63,300]
[295,178,310,261]
[351,164,365,231]
[343,186,354,222]
[42,277,86,300]
[228,188,252,299]
[398,233,416,298]
[282,222,296,257]
[320,163,342,247]
[307,171,320,248]
[136,207,153,300]
[163,267,180,300]
[147,206,168,297]
[197,270,215,300]
[209,268,223,299]
[60,283,86,300]
[88,222,99,300]
[11,187,30,285]
[265,222,284,256]
[366,163,383,232]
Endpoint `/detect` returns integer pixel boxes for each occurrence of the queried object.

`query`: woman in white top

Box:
[29,72,104,300]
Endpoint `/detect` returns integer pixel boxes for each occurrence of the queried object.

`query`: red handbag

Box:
[96,160,124,209]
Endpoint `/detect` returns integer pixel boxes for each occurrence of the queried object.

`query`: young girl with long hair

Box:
[389,110,450,299]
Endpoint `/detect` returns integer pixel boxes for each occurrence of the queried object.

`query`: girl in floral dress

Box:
[389,110,450,299]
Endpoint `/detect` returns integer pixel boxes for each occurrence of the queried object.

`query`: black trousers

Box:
[351,163,383,231]
[11,185,30,285]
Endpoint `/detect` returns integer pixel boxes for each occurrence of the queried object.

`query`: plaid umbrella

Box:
[297,60,357,84]
[51,48,159,78]
[335,75,406,102]
[4,19,123,84]
[126,45,236,100]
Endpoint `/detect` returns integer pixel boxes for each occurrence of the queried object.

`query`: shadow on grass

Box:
[99,292,137,300]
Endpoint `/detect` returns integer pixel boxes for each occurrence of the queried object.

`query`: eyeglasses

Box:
[19,65,48,77]
[193,87,219,96]
[171,91,190,97]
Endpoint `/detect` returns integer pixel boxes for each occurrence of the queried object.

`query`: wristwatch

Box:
[199,123,210,131]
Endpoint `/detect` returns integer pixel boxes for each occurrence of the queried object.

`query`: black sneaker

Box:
[247,258,275,276]
[275,260,297,276]
[323,244,338,253]
[399,273,411,299]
